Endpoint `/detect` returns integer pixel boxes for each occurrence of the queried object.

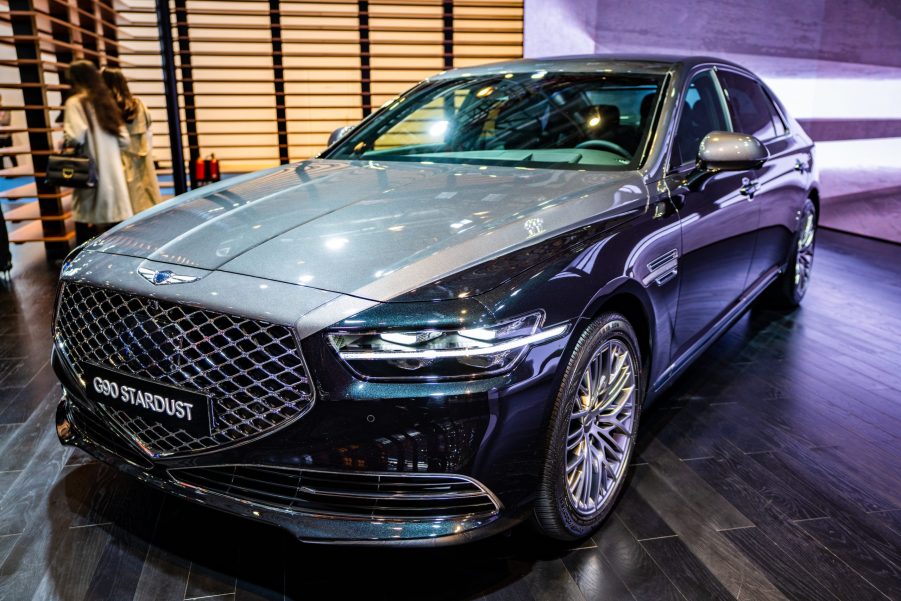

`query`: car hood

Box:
[94,159,647,302]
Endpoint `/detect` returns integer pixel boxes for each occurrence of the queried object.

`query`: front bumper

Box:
[56,388,523,546]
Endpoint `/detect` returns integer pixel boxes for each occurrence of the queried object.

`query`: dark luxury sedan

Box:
[52,55,818,545]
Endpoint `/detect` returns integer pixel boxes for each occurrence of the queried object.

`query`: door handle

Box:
[740,177,760,199]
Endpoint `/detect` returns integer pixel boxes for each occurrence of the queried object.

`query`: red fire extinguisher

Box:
[194,156,206,183]
[209,154,220,182]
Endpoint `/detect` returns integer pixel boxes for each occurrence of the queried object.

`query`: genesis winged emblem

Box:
[137,267,200,286]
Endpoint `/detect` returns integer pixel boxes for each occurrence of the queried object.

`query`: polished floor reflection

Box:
[0,229,899,601]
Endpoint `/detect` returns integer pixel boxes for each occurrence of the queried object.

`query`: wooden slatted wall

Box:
[117,0,524,174]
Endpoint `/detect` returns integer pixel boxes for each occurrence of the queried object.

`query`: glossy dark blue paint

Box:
[52,55,818,545]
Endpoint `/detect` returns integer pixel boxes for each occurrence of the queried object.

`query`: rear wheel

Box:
[762,197,817,308]
[532,313,643,540]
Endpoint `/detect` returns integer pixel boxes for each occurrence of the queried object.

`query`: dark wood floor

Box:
[0,229,899,601]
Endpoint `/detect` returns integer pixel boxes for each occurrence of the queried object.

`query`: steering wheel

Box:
[575,139,631,159]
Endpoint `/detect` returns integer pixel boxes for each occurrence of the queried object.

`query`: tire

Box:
[532,312,644,541]
[761,197,817,308]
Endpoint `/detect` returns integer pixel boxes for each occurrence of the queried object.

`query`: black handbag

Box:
[46,150,96,188]
[46,99,97,189]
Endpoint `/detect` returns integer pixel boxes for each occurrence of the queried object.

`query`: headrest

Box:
[594,104,620,128]
[640,93,655,122]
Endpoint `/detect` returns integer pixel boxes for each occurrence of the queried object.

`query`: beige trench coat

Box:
[123,98,162,214]
[63,94,133,224]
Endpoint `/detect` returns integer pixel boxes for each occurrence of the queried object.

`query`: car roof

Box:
[431,54,750,79]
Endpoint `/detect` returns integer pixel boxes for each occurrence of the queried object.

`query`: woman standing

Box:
[63,60,132,245]
[102,68,162,213]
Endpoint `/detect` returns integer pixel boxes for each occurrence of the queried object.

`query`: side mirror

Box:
[697,131,768,171]
[328,125,355,147]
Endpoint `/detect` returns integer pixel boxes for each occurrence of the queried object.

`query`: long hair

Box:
[101,67,139,123]
[66,60,122,136]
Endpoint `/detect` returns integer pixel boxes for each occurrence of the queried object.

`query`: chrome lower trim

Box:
[169,464,502,520]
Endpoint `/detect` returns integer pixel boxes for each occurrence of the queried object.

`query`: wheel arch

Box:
[578,279,656,381]
[808,186,820,223]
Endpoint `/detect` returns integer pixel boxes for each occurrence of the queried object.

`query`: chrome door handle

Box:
[740,177,760,199]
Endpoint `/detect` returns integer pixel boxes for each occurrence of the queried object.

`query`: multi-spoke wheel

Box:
[533,313,643,540]
[762,197,817,308]
[565,340,636,516]
[794,206,816,297]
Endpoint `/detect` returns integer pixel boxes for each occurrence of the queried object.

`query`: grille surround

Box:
[169,464,501,520]
[54,282,315,457]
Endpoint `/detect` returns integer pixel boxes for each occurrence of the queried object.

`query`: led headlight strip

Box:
[338,324,568,360]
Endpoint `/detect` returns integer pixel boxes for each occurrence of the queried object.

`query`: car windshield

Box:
[324,72,665,170]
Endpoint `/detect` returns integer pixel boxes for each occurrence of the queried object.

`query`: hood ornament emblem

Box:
[138,267,200,286]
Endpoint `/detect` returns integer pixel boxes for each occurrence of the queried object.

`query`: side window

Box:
[670,71,729,168]
[763,87,789,137]
[718,72,782,141]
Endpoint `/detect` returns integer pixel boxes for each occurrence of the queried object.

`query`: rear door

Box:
[716,70,810,288]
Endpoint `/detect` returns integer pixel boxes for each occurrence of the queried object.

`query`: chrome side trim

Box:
[643,249,679,287]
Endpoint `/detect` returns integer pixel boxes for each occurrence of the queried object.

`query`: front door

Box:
[665,69,760,360]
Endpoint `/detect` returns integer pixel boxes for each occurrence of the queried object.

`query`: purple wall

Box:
[525,0,901,243]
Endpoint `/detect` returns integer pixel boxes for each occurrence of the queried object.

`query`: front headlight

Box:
[328,312,568,380]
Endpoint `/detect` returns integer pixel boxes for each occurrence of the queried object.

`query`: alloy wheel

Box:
[795,207,816,295]
[564,339,637,516]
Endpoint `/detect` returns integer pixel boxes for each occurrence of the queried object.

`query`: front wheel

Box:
[532,313,643,540]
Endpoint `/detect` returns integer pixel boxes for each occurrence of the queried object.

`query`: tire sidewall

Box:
[534,313,644,540]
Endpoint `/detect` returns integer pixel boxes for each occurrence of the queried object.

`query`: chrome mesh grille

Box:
[55,282,315,457]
